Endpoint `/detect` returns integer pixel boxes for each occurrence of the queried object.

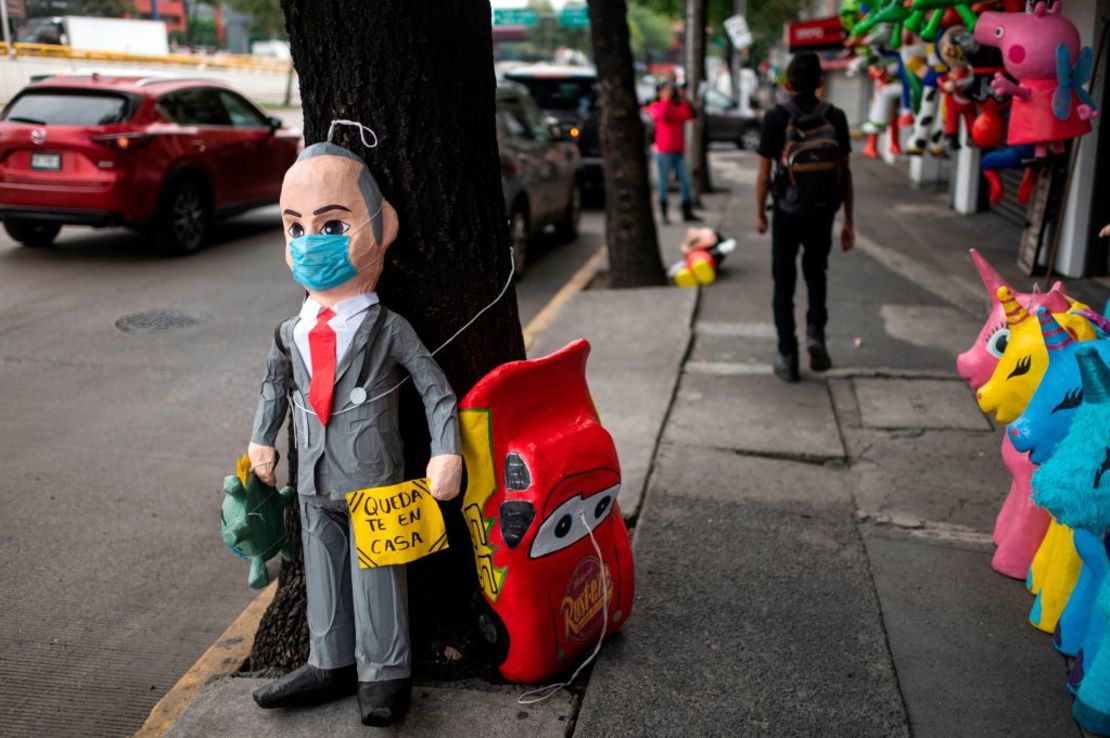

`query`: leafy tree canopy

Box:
[224,0,285,39]
[627,2,673,61]
[642,0,806,62]
[80,0,136,16]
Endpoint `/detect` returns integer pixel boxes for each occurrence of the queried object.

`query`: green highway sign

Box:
[493,8,539,27]
[559,6,589,28]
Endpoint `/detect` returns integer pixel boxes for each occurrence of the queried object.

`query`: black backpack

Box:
[772,101,845,214]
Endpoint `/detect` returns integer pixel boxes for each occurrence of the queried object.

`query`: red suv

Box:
[0,74,301,253]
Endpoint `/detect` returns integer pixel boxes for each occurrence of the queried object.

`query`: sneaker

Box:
[774,353,800,383]
[806,330,832,372]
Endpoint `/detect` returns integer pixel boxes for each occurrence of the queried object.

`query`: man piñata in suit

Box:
[246,137,463,727]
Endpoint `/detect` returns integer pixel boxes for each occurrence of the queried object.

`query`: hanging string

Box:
[327,119,379,149]
[517,510,611,705]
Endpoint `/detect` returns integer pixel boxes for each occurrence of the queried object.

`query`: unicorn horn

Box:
[999,286,1030,325]
[1077,347,1110,404]
[1037,307,1074,351]
[970,249,1013,302]
[1041,282,1072,313]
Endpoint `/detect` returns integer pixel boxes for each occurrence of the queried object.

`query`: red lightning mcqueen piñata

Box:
[459,339,635,684]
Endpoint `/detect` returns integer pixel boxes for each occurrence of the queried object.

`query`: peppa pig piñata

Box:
[975,1,1099,157]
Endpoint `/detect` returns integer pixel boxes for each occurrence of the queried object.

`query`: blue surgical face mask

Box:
[288,233,357,292]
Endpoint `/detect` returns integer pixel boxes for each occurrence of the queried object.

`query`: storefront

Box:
[1056,0,1109,277]
[846,1,1108,278]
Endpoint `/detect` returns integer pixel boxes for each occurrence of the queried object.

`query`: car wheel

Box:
[509,207,529,279]
[4,218,61,248]
[554,182,581,243]
[156,177,210,255]
[740,125,762,152]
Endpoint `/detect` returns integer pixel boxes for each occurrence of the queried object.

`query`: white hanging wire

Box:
[517,510,611,705]
[327,119,379,149]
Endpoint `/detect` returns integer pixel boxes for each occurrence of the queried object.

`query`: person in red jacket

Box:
[648,81,701,224]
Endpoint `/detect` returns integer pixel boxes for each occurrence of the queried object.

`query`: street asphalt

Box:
[0,203,603,737]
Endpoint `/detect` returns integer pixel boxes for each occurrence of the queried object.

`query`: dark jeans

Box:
[655,152,692,202]
[771,208,835,356]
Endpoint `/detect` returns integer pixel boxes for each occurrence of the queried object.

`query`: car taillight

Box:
[91,133,152,151]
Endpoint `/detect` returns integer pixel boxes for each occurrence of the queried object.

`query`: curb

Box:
[133,582,276,737]
[522,245,606,351]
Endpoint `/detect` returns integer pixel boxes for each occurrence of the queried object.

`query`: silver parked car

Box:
[703,88,763,151]
[496,82,582,276]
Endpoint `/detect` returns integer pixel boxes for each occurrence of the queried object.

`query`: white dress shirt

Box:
[293,292,379,378]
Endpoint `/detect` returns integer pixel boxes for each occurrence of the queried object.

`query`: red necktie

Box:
[308,307,337,426]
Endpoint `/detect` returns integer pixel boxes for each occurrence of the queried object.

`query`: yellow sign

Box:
[346,478,448,568]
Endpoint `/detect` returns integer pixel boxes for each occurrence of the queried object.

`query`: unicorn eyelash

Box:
[1007,355,1033,379]
[1052,388,1084,413]
[984,322,1006,345]
[1096,448,1110,489]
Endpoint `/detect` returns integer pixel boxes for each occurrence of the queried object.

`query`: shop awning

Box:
[785,16,847,53]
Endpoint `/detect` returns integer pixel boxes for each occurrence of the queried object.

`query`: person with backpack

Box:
[649,80,701,224]
[755,52,854,383]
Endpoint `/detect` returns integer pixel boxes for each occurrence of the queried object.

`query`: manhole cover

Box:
[115,309,206,334]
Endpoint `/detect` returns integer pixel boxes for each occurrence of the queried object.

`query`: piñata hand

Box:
[427,454,463,501]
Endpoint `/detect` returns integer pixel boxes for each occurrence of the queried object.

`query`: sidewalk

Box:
[166,152,1100,736]
[577,152,1084,737]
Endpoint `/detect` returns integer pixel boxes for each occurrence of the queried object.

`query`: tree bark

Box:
[588,0,667,288]
[686,0,712,199]
[251,0,526,676]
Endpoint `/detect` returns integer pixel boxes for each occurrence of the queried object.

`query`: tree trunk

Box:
[587,0,667,288]
[251,0,526,677]
[686,0,712,199]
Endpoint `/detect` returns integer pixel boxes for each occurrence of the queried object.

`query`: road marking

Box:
[134,243,607,737]
[133,581,276,738]
[522,245,607,351]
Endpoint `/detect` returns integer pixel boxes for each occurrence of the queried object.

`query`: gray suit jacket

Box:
[250,304,460,500]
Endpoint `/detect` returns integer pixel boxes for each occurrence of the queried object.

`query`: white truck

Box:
[20,16,169,56]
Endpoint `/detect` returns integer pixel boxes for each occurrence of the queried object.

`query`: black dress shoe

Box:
[252,663,357,709]
[357,678,411,727]
[774,353,800,383]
